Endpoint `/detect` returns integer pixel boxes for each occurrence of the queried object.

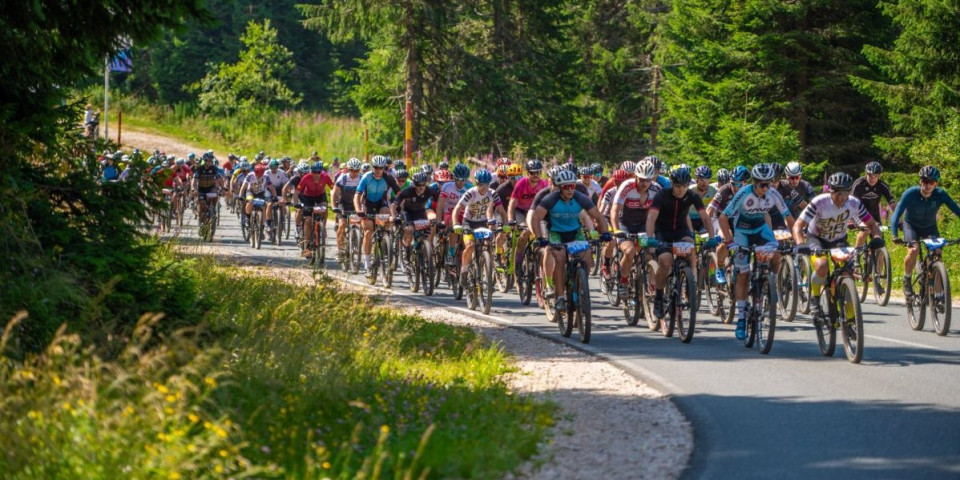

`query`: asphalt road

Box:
[175,204,960,480]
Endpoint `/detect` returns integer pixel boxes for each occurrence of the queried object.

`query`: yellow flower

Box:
[164,407,175,415]
[215,426,228,438]
[380,425,390,435]
[166,395,176,403]
[187,444,197,453]
[62,402,72,411]
[155,383,170,394]
[214,465,224,473]
[168,473,181,480]
[219,449,228,458]
[123,405,135,417]
[27,410,39,420]
[204,421,213,430]
[322,461,332,469]
[53,375,61,386]
[188,413,199,423]
[204,377,217,387]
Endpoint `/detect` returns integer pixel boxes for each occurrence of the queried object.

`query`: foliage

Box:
[193,20,301,116]
[0,259,554,478]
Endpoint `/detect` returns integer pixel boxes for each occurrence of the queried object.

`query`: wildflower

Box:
[204,377,217,388]
[53,375,61,386]
[219,449,228,458]
[164,407,175,415]
[187,444,197,453]
[62,402,72,411]
[155,383,169,394]
[214,465,224,474]
[380,425,390,435]
[168,473,181,480]
[166,395,176,403]
[188,413,199,423]
[322,461,332,469]
[214,426,228,438]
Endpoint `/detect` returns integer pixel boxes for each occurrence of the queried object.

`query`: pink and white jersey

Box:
[456,187,501,222]
[440,181,470,216]
[511,177,549,211]
[599,188,617,216]
[613,179,662,231]
[243,172,270,194]
[799,193,872,242]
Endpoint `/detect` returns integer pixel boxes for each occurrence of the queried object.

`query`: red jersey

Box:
[297,172,334,198]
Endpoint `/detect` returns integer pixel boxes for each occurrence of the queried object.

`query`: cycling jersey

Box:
[285,174,302,192]
[613,179,662,232]
[655,175,671,190]
[456,187,501,222]
[335,173,362,209]
[775,179,815,217]
[799,193,872,242]
[580,178,602,201]
[174,165,192,182]
[722,184,790,232]
[708,184,738,217]
[495,181,514,209]
[194,165,220,189]
[511,177,549,211]
[851,177,894,220]
[538,190,595,233]
[599,188,617,217]
[689,184,717,220]
[650,188,705,232]
[297,172,334,198]
[265,169,289,190]
[151,167,176,188]
[531,186,555,211]
[393,185,440,219]
[356,171,401,203]
[439,181,473,216]
[243,172,273,195]
[891,186,960,238]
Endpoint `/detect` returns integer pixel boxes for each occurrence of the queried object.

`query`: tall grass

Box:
[0,252,554,479]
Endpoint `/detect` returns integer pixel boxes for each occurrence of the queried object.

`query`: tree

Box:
[194,20,301,115]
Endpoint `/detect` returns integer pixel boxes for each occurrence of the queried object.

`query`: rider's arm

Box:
[939,189,960,219]
[889,189,912,238]
[452,202,464,226]
[793,217,808,245]
[436,195,447,220]
[530,206,548,238]
[331,184,342,207]
[355,192,366,214]
[645,208,659,239]
[588,206,609,234]
[609,203,622,232]
[507,197,517,223]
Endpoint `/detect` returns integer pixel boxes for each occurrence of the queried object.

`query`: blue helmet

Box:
[474,169,493,184]
[732,165,750,182]
[310,161,324,173]
[694,165,712,180]
[670,166,692,185]
[453,163,471,180]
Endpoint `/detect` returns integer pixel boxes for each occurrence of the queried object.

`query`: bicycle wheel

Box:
[796,255,812,314]
[556,289,573,338]
[623,266,642,327]
[479,250,494,315]
[422,242,435,296]
[575,265,592,343]
[907,275,926,331]
[642,260,661,331]
[856,249,870,303]
[677,266,697,343]
[316,221,326,265]
[591,242,601,276]
[250,211,260,249]
[495,254,510,293]
[814,292,836,357]
[286,206,292,239]
[756,273,777,355]
[930,261,951,336]
[837,276,864,363]
[662,281,676,338]
[705,252,720,316]
[367,237,381,285]
[350,228,363,275]
[777,254,797,322]
[606,254,622,307]
[452,253,464,300]
[380,234,393,288]
[873,246,892,306]
[241,212,249,243]
[209,204,218,240]
[408,244,419,292]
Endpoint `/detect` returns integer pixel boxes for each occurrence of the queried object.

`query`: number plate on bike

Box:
[565,240,590,255]
[472,228,493,240]
[252,198,266,208]
[755,245,777,262]
[829,247,855,263]
[923,238,947,250]
[311,206,327,214]
[672,242,695,257]
[374,214,392,226]
[349,215,362,225]
[413,219,432,231]
[774,229,792,242]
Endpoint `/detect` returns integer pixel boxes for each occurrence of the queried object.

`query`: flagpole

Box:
[104,54,110,141]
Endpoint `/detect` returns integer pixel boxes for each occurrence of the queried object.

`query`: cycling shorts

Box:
[548,229,585,244]
[301,195,327,209]
[403,210,428,222]
[462,219,490,245]
[806,235,848,251]
[365,199,389,214]
[514,208,529,226]
[656,229,695,256]
[733,226,778,274]
[691,217,705,233]
[903,223,938,243]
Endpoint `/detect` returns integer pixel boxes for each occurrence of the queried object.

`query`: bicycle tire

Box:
[381,234,393,288]
[930,261,951,336]
[642,260,661,331]
[778,254,797,322]
[408,243,420,292]
[350,227,363,275]
[479,250,494,315]
[814,291,836,357]
[367,235,380,285]
[575,265,592,343]
[677,265,697,343]
[317,220,326,265]
[796,254,812,314]
[518,248,535,305]
[756,273,777,355]
[907,274,925,331]
[591,242,601,276]
[837,276,864,363]
[422,242,435,296]
[856,249,870,304]
[662,281,676,338]
[286,206,292,239]
[623,266,642,327]
[705,251,720,316]
[874,246,892,306]
[556,289,573,338]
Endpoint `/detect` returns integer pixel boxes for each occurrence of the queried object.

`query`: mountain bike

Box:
[894,237,959,336]
[696,233,723,319]
[600,240,623,308]
[248,197,267,250]
[547,239,603,343]
[515,226,540,306]
[495,222,518,293]
[404,219,435,296]
[198,192,219,242]
[772,229,799,322]
[730,244,778,354]
[803,245,867,363]
[655,241,699,343]
[613,233,648,327]
[854,225,892,306]
[346,213,364,274]
[270,200,286,245]
[366,214,394,287]
[295,204,327,269]
[462,227,495,314]
[433,224,449,290]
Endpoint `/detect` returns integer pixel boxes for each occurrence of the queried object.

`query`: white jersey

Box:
[722,184,790,232]
[440,181,471,215]
[243,172,270,195]
[582,179,602,199]
[265,169,289,189]
[599,188,617,217]
[456,187,501,222]
[799,193,872,242]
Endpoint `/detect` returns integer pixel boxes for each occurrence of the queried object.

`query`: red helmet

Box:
[497,157,511,166]
[254,164,267,177]
[435,170,452,182]
[612,169,629,185]
[496,164,509,176]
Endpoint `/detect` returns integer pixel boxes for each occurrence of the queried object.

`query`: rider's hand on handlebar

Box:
[453,224,463,234]
[892,237,904,245]
[394,216,403,226]
[598,232,612,242]
[537,237,550,247]
[793,245,811,255]
[869,237,886,250]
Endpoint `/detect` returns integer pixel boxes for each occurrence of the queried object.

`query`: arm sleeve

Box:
[650,189,664,211]
[880,182,894,203]
[773,190,792,218]
[387,174,402,194]
[798,202,817,224]
[803,182,815,200]
[722,188,748,218]
[574,191,596,210]
[854,198,873,223]
[940,189,960,218]
[890,189,911,236]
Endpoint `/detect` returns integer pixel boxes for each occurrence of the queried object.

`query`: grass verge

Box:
[0,249,555,479]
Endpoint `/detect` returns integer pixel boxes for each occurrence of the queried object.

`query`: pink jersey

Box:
[510,177,549,211]
[439,181,470,215]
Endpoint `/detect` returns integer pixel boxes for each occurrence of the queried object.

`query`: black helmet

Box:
[865,161,882,174]
[827,172,854,191]
[526,159,543,172]
[919,165,941,182]
[670,166,692,185]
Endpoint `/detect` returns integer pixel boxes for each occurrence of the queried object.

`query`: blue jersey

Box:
[356,172,400,203]
[891,186,960,237]
[539,191,595,233]
[656,175,671,190]
[722,184,790,233]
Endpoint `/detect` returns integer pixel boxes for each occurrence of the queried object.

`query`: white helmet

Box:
[371,155,388,168]
[554,169,577,186]
[785,161,802,177]
[636,159,657,180]
[751,163,776,182]
[346,158,362,170]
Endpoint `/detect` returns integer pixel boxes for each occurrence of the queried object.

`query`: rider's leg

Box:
[655,252,673,290]
[461,239,475,276]
[362,219,374,269]
[403,226,414,247]
[618,241,635,284]
[336,217,347,249]
[904,245,919,295]
[552,250,567,297]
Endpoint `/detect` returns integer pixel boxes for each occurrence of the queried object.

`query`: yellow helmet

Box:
[507,163,523,176]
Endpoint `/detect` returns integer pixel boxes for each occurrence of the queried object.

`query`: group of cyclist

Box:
[135,144,960,343]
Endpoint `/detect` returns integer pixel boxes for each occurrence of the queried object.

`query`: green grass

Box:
[0,251,555,479]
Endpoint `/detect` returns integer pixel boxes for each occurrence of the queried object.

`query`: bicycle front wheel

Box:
[873,246,892,306]
[575,265,592,343]
[837,276,864,363]
[756,272,777,355]
[422,242,435,296]
[479,250,494,315]
[930,261,951,336]
[642,260,661,331]
[380,234,394,288]
[796,254,812,314]
[814,292,836,357]
[777,254,797,322]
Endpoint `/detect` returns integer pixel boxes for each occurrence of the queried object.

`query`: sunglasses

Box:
[373,167,384,171]
[787,176,801,181]
[635,178,651,184]
[511,175,522,181]
[529,171,541,175]
[922,178,938,186]
[414,182,426,188]
[732,181,744,188]
[560,184,576,190]
[755,182,771,189]
[832,188,851,194]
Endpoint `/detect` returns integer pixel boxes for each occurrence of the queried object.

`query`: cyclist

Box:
[599,169,631,274]
[601,161,636,195]
[793,172,885,318]
[714,168,732,190]
[452,169,507,285]
[851,161,896,249]
[530,170,612,311]
[264,159,290,241]
[494,163,523,265]
[646,165,719,318]
[391,170,440,265]
[238,163,278,233]
[436,163,475,266]
[355,155,402,275]
[690,165,717,233]
[331,158,363,257]
[579,165,602,203]
[593,162,608,187]
[890,165,960,296]
[771,161,814,230]
[706,165,750,284]
[295,161,334,258]
[193,152,221,221]
[491,163,510,191]
[282,162,307,237]
[508,159,548,275]
[719,163,794,340]
[646,155,672,190]
[610,159,662,294]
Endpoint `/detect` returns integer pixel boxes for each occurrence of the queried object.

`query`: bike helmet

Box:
[453,163,471,180]
[612,169,629,184]
[827,172,854,191]
[751,163,775,182]
[396,169,409,180]
[561,163,579,175]
[187,153,196,162]
[421,164,434,175]
[257,150,266,159]
[591,163,602,175]
[280,156,291,163]
[497,157,511,166]
[670,165,692,185]
[311,150,319,157]
[643,155,664,171]
[732,165,750,182]
[371,155,388,168]
[204,149,215,160]
[161,159,171,167]
[412,171,430,184]
[228,153,237,161]
[526,159,543,172]
[435,170,452,182]
[497,164,510,177]
[361,163,371,172]
[548,166,563,182]
[507,164,523,176]
[346,158,362,170]
[770,162,784,179]
[240,160,251,171]
[555,169,577,186]
[395,160,406,170]
[919,165,941,182]
[438,160,450,170]
[297,160,310,171]
[619,161,637,173]
[309,162,323,173]
[636,159,657,180]
[694,165,712,180]
[865,161,882,174]
[716,168,732,186]
[269,159,280,168]
[785,161,802,177]
[474,169,493,184]
[254,164,266,176]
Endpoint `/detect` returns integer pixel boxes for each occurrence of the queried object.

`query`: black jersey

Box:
[391,184,440,213]
[851,177,894,217]
[651,188,704,232]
